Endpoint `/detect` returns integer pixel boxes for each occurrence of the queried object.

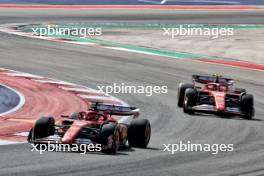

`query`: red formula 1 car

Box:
[177,74,254,119]
[28,102,151,153]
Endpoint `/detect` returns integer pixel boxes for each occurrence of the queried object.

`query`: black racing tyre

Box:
[27,128,33,142]
[240,94,254,119]
[31,116,55,140]
[183,88,198,114]
[178,83,194,107]
[128,119,151,148]
[100,123,120,153]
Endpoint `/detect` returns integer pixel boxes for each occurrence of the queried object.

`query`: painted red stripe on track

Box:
[197,59,264,71]
[0,4,261,10]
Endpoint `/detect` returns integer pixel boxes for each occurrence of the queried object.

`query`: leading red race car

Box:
[28,102,151,153]
[177,74,254,119]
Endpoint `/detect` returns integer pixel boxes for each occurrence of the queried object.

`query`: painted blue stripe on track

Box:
[0,85,20,116]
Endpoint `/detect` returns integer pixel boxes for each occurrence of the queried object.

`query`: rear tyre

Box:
[183,88,198,114]
[240,94,254,119]
[100,123,120,154]
[128,119,151,148]
[31,116,55,141]
[233,88,247,94]
[178,83,194,108]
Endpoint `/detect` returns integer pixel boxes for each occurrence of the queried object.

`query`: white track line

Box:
[79,94,119,101]
[5,72,43,79]
[34,79,77,86]
[0,140,24,145]
[59,87,104,95]
[15,132,29,137]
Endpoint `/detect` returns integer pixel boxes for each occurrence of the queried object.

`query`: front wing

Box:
[30,135,97,145]
[190,104,244,116]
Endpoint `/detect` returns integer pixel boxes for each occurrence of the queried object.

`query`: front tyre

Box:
[178,83,194,107]
[240,94,254,119]
[128,119,151,148]
[30,116,55,141]
[100,123,120,154]
[183,88,198,114]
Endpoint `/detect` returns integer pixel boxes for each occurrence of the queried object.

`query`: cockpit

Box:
[205,83,229,92]
[69,111,106,121]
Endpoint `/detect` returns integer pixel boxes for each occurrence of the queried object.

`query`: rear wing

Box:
[192,75,233,85]
[90,102,140,116]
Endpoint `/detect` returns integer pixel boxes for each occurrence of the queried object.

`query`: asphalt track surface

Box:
[0,9,264,176]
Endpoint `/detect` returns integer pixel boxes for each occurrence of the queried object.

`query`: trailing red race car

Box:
[28,102,151,153]
[177,74,254,119]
